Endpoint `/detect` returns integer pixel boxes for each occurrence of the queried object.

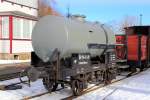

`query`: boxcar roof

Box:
[124,26,150,29]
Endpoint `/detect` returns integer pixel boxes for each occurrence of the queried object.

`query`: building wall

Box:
[0,0,38,59]
[0,41,31,56]
[0,15,36,59]
[12,40,33,53]
[0,0,38,16]
[0,40,9,53]
[0,40,33,58]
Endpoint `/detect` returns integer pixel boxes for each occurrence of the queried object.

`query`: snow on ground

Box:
[0,60,30,64]
[0,69,150,100]
[0,78,46,100]
[0,77,71,100]
[76,69,150,100]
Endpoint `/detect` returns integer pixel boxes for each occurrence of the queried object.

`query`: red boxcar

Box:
[127,35,147,61]
[120,26,150,69]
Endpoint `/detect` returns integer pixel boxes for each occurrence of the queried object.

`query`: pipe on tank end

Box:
[43,57,50,62]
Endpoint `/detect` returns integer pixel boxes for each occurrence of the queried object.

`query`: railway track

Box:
[62,71,141,100]
[22,87,68,100]
[20,76,127,100]
[21,70,142,100]
[0,63,30,90]
[0,72,27,81]
[0,62,30,81]
[62,76,128,100]
[0,64,147,100]
[0,72,29,90]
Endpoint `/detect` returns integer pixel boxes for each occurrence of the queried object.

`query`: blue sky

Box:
[51,0,150,25]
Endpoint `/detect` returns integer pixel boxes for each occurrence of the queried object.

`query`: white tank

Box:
[32,15,115,62]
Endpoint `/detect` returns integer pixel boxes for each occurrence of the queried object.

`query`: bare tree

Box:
[108,15,139,34]
[38,0,60,17]
[119,15,139,32]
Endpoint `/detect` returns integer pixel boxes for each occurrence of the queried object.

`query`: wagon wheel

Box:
[42,71,58,92]
[103,69,111,85]
[71,79,83,96]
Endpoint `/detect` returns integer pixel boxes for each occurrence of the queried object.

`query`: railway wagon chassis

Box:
[29,46,117,96]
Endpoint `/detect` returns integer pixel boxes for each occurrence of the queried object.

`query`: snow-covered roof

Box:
[0,11,38,20]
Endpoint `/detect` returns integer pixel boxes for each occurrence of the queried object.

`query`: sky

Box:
[50,0,150,26]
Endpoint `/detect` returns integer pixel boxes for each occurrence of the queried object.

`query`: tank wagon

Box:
[29,15,117,95]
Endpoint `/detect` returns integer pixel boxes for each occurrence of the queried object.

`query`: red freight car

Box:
[127,35,147,61]
[125,26,150,69]
[115,35,126,60]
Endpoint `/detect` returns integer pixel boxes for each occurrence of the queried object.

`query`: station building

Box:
[0,0,38,60]
[0,11,37,60]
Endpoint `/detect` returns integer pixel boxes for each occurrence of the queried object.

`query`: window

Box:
[2,17,9,38]
[13,18,36,39]
[13,17,21,38]
[0,17,2,38]
[31,21,36,37]
[23,19,30,39]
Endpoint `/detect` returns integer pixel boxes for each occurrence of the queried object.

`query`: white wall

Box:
[12,40,33,53]
[0,40,33,53]
[0,40,10,53]
[0,1,37,16]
